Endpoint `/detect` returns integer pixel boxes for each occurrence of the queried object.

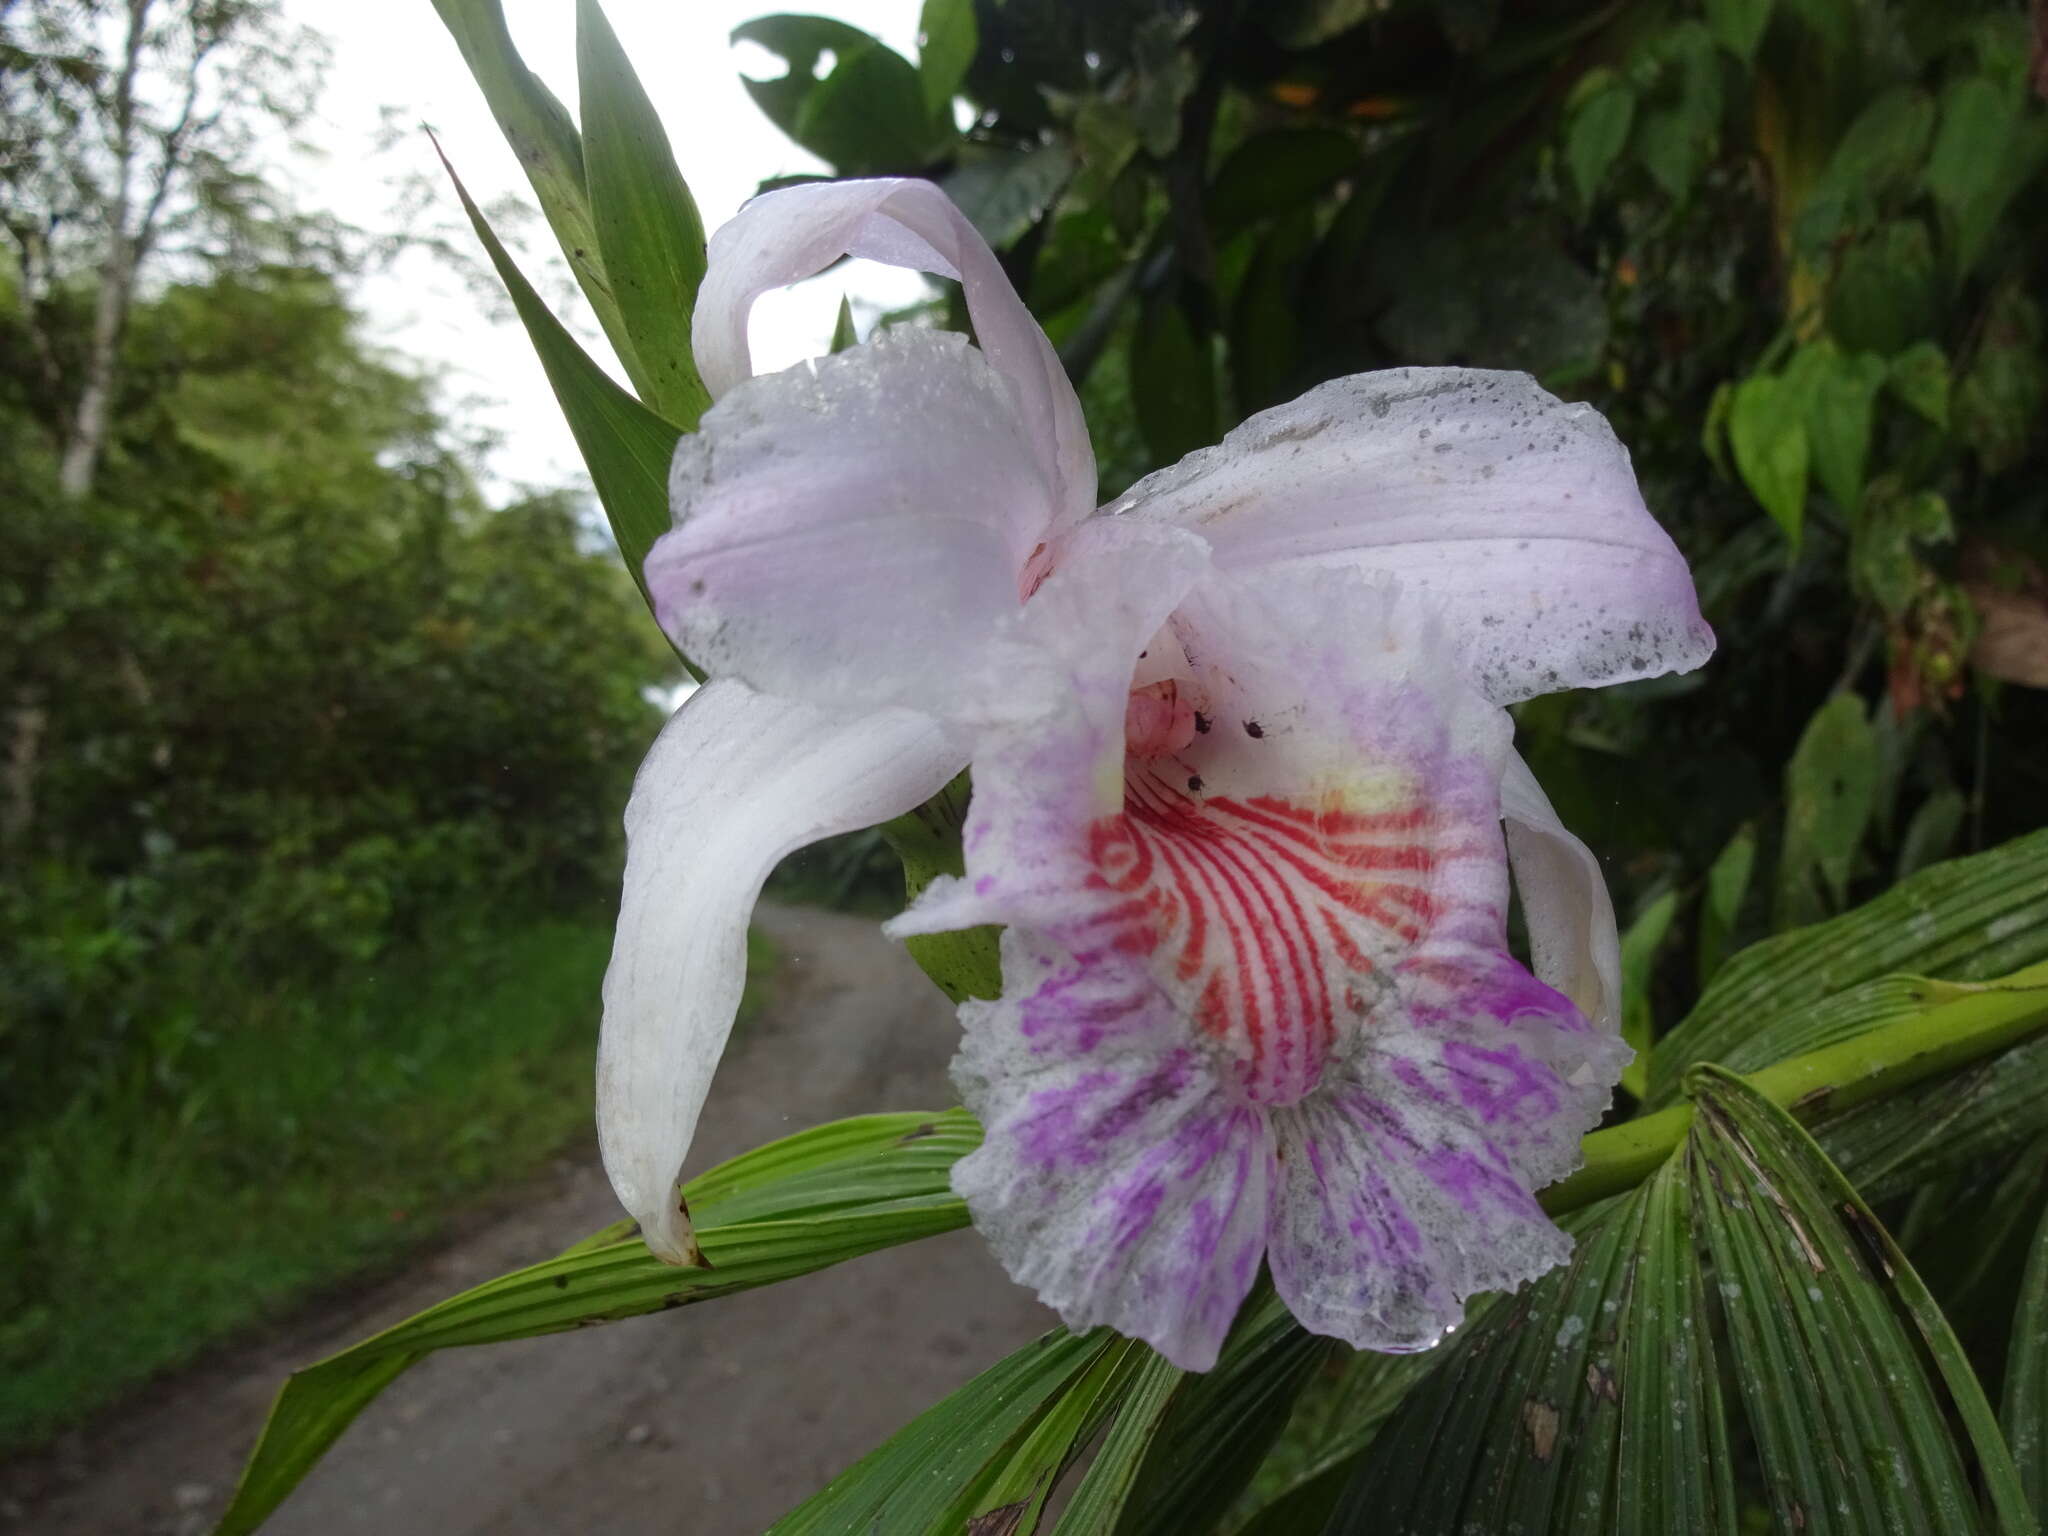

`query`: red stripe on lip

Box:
[1085,762,1440,1106]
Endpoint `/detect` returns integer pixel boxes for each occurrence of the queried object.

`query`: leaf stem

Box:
[1543,961,2048,1214]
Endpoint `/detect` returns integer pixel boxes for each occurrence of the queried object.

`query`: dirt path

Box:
[4,906,1052,1536]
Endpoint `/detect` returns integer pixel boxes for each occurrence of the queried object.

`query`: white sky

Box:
[282,0,929,494]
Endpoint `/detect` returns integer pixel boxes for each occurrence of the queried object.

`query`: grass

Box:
[0,911,779,1453]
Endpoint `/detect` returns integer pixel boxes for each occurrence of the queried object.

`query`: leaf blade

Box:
[576,0,711,428]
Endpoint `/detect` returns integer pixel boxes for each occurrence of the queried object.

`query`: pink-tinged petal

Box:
[951,929,1276,1371]
[1110,368,1715,705]
[693,178,1094,527]
[598,680,959,1264]
[650,329,1057,715]
[1499,751,1622,1033]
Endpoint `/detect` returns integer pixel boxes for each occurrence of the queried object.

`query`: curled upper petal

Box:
[650,329,1058,716]
[598,680,959,1263]
[1498,750,1622,1034]
[1110,367,1715,705]
[692,178,1094,528]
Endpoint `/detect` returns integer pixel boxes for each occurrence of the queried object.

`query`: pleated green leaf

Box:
[945,1337,1150,1533]
[1113,1289,1336,1536]
[1650,827,2048,1102]
[1223,1343,1447,1529]
[767,1327,1114,1536]
[576,0,711,429]
[1051,1352,1183,1534]
[1324,1186,1728,1535]
[214,1110,976,1536]
[2003,1192,2048,1521]
[436,144,681,605]
[1687,1066,2033,1535]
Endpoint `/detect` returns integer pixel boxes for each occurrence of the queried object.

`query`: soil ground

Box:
[1,904,1052,1535]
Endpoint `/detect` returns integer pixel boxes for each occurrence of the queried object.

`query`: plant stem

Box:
[1543,960,2048,1215]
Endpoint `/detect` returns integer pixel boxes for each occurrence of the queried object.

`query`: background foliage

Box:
[0,0,675,1444]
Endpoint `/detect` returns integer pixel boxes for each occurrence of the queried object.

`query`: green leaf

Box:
[1650,827,2048,1101]
[2003,1195,2048,1519]
[1926,76,2034,276]
[1330,1185,1733,1533]
[1050,1353,1183,1533]
[771,1327,1114,1535]
[735,17,941,175]
[1898,786,1966,882]
[1225,1346,1443,1528]
[916,0,977,118]
[1705,0,1772,60]
[1697,821,1756,989]
[943,142,1075,248]
[1687,1067,2034,1535]
[1207,128,1359,239]
[1828,219,1940,356]
[1728,372,1809,546]
[1565,82,1635,207]
[731,14,879,139]
[1619,889,1679,1099]
[949,1338,1148,1533]
[576,0,710,429]
[1804,343,1888,512]
[879,775,1002,1004]
[1228,208,1316,414]
[1889,340,1952,427]
[1114,1290,1334,1536]
[1955,287,2048,475]
[1131,295,1218,469]
[1634,23,1722,204]
[217,1109,980,1536]
[435,145,681,610]
[829,293,858,353]
[429,0,643,395]
[1800,86,1936,250]
[1851,482,1952,616]
[796,41,946,174]
[438,204,674,550]
[1776,690,1878,927]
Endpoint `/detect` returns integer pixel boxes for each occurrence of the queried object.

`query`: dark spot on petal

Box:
[1243,720,1264,738]
[1193,712,1211,734]
[1187,775,1204,792]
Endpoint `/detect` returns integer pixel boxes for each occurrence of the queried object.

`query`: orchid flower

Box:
[598,178,1713,1369]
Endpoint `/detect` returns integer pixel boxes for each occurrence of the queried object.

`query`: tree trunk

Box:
[57,0,152,502]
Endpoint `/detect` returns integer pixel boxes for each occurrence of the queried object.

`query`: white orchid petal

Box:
[1499,750,1622,1033]
[597,680,960,1263]
[651,329,1056,716]
[1112,368,1715,704]
[693,178,1094,526]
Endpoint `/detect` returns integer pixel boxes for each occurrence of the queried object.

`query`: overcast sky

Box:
[281,0,928,493]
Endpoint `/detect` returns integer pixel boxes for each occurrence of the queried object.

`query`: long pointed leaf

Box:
[1051,1352,1183,1534]
[429,0,647,390]
[214,1110,976,1536]
[2004,1194,2048,1521]
[767,1327,1114,1535]
[435,141,681,606]
[576,0,711,428]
